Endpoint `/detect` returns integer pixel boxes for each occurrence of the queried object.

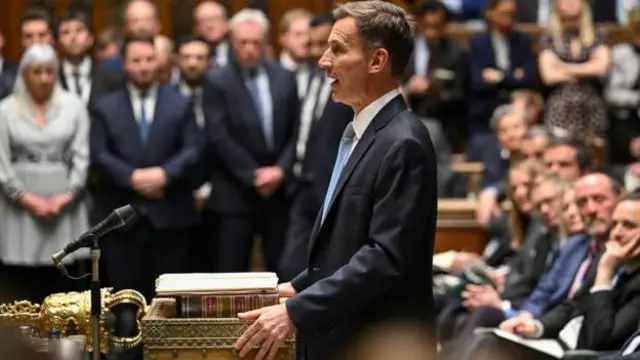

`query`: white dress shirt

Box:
[349,88,401,156]
[62,56,92,104]
[280,52,311,99]
[128,83,158,124]
[413,37,430,76]
[214,41,229,67]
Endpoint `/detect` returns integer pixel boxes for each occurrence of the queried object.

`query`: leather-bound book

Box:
[178,290,279,318]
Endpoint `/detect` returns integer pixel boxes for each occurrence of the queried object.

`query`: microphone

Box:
[52,205,137,272]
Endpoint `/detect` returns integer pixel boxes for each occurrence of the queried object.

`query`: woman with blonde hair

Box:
[0,44,89,303]
[538,0,610,140]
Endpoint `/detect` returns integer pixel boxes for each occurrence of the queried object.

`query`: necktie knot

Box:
[342,123,355,140]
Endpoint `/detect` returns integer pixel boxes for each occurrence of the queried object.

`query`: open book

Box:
[156,272,279,295]
[474,328,565,359]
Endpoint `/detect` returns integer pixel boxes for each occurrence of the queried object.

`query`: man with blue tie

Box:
[90,36,205,302]
[234,2,438,360]
[203,9,299,275]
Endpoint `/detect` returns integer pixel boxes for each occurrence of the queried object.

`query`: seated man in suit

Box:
[469,192,640,359]
[451,174,622,340]
[438,174,567,344]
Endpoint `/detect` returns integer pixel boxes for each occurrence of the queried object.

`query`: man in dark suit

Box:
[234,2,437,360]
[174,35,214,272]
[403,1,467,151]
[0,30,17,101]
[90,36,204,301]
[280,13,353,282]
[474,192,640,359]
[203,9,299,275]
[55,10,122,106]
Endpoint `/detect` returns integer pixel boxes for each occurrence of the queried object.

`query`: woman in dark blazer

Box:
[468,0,537,144]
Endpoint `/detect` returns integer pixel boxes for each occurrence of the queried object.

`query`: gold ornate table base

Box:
[142,298,295,360]
[0,288,147,353]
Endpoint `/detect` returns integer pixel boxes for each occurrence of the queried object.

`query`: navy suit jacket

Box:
[0,61,17,101]
[519,234,591,317]
[468,30,536,133]
[286,95,438,360]
[203,61,299,213]
[89,85,205,229]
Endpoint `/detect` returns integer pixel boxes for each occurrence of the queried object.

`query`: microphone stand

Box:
[89,234,101,360]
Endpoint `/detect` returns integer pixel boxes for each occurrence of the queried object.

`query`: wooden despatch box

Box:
[142,298,296,360]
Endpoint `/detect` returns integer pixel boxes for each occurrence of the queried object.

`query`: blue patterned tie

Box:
[247,76,273,150]
[138,91,150,145]
[321,123,355,223]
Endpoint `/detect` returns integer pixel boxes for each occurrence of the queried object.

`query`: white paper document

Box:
[474,328,565,359]
[155,272,279,294]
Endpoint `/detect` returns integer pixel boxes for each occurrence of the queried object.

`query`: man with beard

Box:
[175,35,215,271]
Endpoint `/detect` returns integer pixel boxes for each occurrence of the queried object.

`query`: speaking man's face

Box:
[318,17,371,109]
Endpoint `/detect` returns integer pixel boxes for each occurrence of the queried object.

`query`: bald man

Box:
[193,1,230,68]
[102,0,161,72]
[125,0,160,38]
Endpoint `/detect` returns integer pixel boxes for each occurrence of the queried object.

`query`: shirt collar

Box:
[279,52,299,71]
[352,88,400,139]
[62,56,91,76]
[127,82,159,99]
[179,81,202,96]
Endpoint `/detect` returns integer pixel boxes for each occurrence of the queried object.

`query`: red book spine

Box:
[180,293,279,318]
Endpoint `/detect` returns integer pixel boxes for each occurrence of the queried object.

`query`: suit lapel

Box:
[58,64,68,90]
[485,34,497,68]
[307,96,406,253]
[230,66,269,150]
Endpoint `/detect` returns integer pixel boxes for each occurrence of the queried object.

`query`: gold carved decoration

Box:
[0,288,147,354]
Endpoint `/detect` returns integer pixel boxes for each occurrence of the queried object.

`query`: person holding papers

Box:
[461,192,640,360]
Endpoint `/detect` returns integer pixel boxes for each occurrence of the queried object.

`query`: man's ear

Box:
[368,48,389,75]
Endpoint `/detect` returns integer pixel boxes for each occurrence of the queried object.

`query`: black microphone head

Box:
[114,204,137,225]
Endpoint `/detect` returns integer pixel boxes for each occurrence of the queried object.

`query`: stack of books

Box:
[155,272,279,318]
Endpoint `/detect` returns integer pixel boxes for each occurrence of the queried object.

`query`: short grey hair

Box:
[333,0,415,77]
[229,9,270,37]
[525,125,550,139]
[490,104,525,130]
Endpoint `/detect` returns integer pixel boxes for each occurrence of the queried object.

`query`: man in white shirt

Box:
[55,10,122,106]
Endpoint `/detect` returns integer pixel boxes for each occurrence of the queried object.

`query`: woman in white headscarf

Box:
[0,44,89,302]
